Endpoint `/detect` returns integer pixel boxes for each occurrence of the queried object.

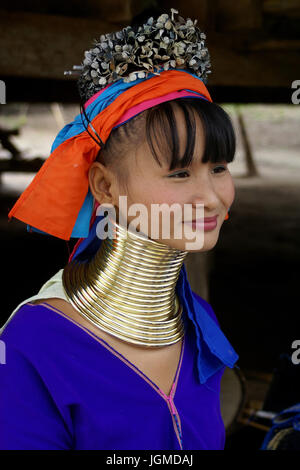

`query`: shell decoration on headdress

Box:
[65,8,211,102]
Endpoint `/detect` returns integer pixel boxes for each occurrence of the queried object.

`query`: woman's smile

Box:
[183,215,218,232]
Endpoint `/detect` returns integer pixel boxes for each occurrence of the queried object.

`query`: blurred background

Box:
[1,0,300,450]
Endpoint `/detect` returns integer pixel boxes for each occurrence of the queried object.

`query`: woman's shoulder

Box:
[0,301,75,449]
[30,298,76,320]
[0,300,81,357]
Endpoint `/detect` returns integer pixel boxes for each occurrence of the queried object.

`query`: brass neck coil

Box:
[62,217,189,347]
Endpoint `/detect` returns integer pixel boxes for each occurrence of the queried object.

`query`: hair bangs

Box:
[145,98,236,170]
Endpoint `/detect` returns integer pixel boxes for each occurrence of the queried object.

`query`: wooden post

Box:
[235,105,259,177]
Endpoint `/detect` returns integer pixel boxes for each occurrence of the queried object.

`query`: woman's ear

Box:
[88,161,116,206]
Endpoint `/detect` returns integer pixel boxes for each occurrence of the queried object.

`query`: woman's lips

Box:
[183,215,218,231]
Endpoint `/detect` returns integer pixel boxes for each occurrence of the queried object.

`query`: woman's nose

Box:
[192,177,220,211]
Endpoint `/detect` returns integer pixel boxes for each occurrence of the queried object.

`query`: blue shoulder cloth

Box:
[176,264,239,384]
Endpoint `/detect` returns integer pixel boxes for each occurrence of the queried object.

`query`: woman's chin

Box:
[152,234,219,252]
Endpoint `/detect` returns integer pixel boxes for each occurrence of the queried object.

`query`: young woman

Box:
[0,10,239,450]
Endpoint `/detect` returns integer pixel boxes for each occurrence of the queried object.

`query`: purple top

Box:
[0,301,226,450]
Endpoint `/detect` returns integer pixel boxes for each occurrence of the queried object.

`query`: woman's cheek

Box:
[227,177,235,206]
[216,175,235,208]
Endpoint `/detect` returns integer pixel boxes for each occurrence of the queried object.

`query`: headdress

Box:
[7,9,212,240]
[74,8,211,101]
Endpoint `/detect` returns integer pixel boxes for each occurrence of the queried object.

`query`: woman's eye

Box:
[212,165,227,174]
[168,171,190,178]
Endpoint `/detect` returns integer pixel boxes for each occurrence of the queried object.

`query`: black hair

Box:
[86,97,236,182]
[145,98,236,170]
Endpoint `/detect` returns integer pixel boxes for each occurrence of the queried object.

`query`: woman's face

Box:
[89,105,235,252]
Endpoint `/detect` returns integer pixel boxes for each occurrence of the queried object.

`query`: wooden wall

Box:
[0,0,299,99]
